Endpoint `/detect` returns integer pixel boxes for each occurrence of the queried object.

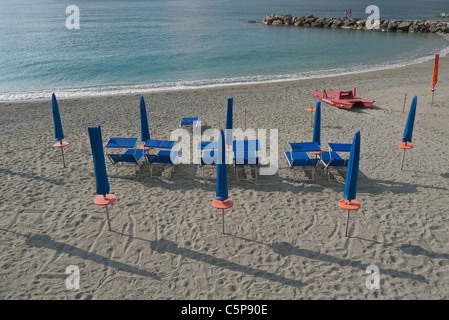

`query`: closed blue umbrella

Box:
[225,97,233,147]
[51,93,69,167]
[52,93,64,142]
[140,95,150,143]
[399,96,417,170]
[88,125,115,231]
[88,126,110,196]
[211,130,233,234]
[343,130,361,201]
[339,130,361,237]
[215,130,228,201]
[312,100,321,145]
[403,96,417,144]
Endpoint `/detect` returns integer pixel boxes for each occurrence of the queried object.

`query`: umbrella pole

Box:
[310,111,313,127]
[431,89,435,106]
[221,209,225,234]
[402,93,407,114]
[400,148,406,170]
[345,210,350,237]
[244,109,247,130]
[61,147,67,168]
[105,205,112,231]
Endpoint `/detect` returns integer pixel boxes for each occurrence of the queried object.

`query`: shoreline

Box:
[1,37,448,104]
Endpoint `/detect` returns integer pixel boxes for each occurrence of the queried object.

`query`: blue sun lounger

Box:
[232,140,260,181]
[319,143,351,181]
[105,137,145,178]
[284,142,320,181]
[179,117,199,129]
[197,141,219,177]
[145,149,180,179]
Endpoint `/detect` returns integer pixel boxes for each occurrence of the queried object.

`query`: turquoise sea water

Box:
[1,0,449,101]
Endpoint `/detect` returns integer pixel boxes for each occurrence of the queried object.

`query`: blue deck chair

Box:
[284,151,319,181]
[284,142,320,181]
[319,143,351,181]
[233,150,259,181]
[145,150,180,179]
[179,117,199,129]
[197,142,219,177]
[105,137,145,178]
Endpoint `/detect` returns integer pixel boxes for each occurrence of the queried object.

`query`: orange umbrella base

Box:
[427,88,436,92]
[53,141,69,148]
[338,199,361,210]
[94,194,117,206]
[212,199,234,209]
[397,142,413,150]
[307,108,315,112]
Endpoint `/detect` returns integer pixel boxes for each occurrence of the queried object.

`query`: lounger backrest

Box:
[107,149,144,164]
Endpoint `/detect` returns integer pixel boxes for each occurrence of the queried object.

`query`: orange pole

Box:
[431,86,435,106]
[345,210,350,237]
[244,109,247,130]
[105,205,112,231]
[402,93,407,114]
[221,209,225,234]
[61,147,67,168]
[400,148,406,170]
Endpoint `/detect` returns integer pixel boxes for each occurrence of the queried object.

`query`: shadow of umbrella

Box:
[0,230,160,280]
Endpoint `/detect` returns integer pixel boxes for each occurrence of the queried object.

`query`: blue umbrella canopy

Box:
[225,97,233,146]
[52,93,64,142]
[343,130,361,202]
[140,95,150,142]
[88,126,110,196]
[215,130,229,201]
[312,100,321,145]
[403,96,417,144]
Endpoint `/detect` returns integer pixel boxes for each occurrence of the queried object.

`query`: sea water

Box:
[1,0,448,101]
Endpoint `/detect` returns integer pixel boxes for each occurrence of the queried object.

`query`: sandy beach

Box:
[1,55,449,300]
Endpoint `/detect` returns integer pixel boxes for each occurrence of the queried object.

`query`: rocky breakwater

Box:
[261,14,449,34]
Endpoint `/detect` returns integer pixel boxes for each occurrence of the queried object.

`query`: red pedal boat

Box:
[312,87,374,110]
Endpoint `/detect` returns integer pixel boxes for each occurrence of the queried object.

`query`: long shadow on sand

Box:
[0,168,65,185]
[149,238,304,288]
[400,244,449,260]
[270,241,428,283]
[1,229,160,280]
[232,236,428,284]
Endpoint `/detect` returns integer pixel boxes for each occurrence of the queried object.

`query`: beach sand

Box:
[1,56,449,300]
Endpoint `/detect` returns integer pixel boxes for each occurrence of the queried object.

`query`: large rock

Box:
[397,22,411,31]
[429,23,439,33]
[311,18,325,27]
[387,20,398,31]
[331,19,343,28]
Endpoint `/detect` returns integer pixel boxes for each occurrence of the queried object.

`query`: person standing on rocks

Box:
[345,9,348,18]
[349,8,352,18]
